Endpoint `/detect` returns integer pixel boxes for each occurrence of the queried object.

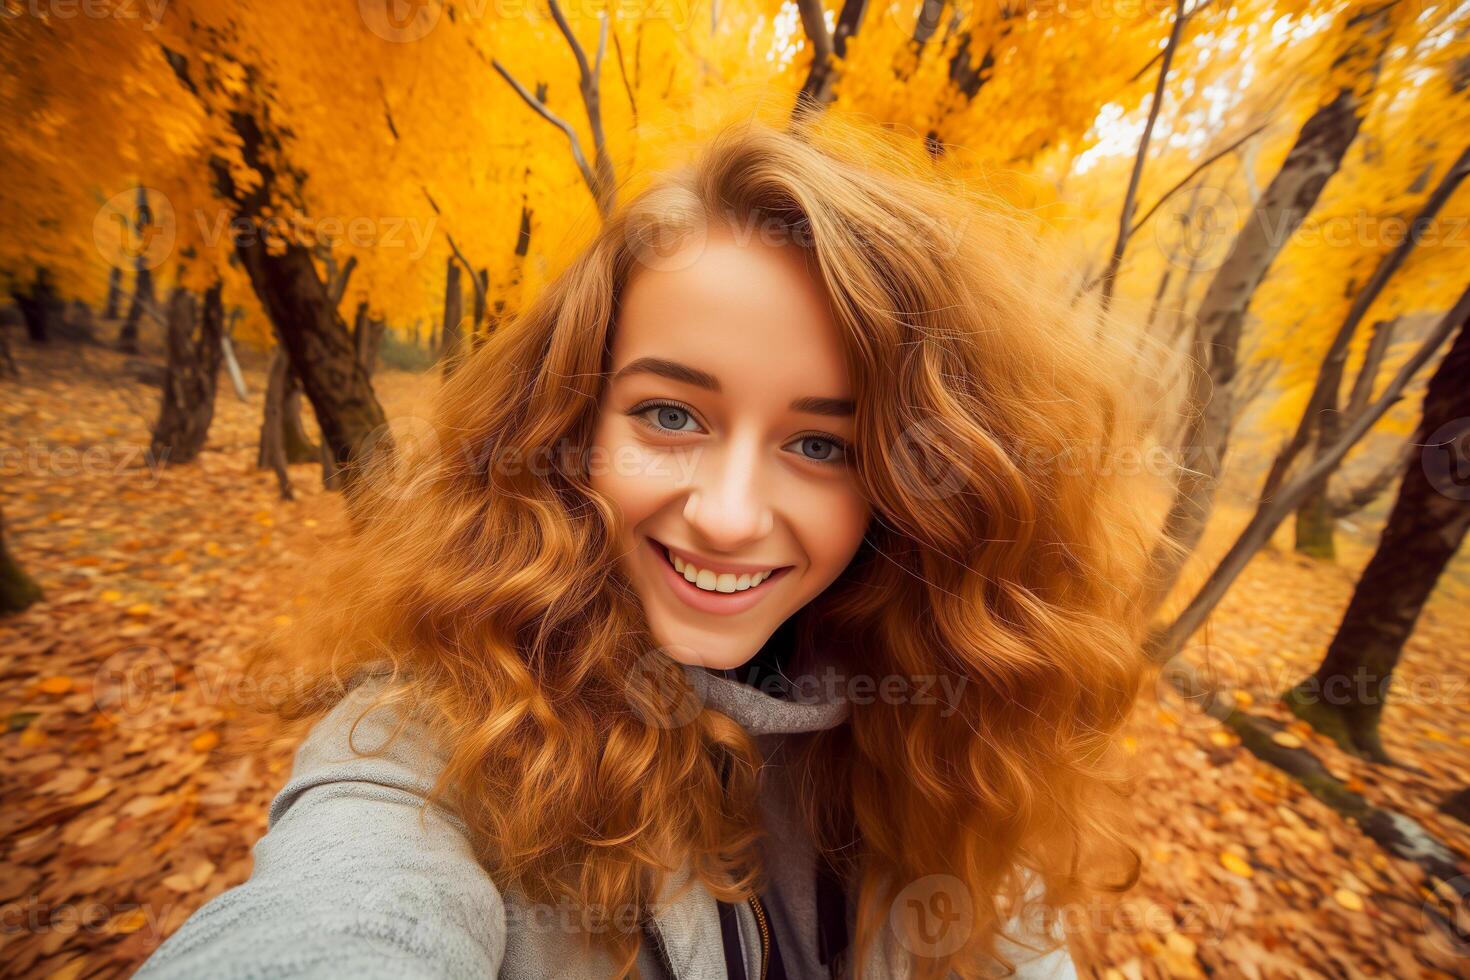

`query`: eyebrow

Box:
[611,357,855,416]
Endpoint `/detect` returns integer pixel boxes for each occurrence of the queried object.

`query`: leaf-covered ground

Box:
[2,338,1467,979]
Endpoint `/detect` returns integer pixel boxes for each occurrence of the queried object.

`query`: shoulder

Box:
[134,677,508,979]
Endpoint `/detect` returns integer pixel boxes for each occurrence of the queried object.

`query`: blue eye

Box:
[789,435,848,464]
[628,401,848,465]
[635,403,702,433]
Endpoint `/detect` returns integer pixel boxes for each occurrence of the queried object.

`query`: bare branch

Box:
[490,58,601,206]
[1344,316,1399,422]
[1126,0,1215,82]
[1127,121,1271,238]
[498,3,615,216]
[327,255,358,308]
[611,20,638,129]
[1328,437,1414,518]
[547,0,594,83]
[1099,0,1190,314]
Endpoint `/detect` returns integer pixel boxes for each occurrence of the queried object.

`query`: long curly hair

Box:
[243,111,1183,979]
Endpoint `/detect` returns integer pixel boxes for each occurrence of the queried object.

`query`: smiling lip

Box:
[647,538,792,616]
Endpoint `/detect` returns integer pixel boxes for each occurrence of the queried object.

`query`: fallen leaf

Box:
[1219,851,1254,878]
[36,676,74,695]
[190,730,220,753]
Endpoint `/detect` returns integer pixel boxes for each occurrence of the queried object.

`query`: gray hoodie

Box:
[134,663,1077,979]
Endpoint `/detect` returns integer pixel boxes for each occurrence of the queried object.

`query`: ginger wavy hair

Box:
[243,111,1183,978]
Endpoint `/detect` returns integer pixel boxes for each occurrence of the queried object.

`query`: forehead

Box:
[610,229,851,397]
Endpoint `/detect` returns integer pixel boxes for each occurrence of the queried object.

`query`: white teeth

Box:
[666,549,778,594]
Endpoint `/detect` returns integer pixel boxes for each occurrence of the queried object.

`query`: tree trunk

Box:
[281,367,319,463]
[1260,145,1470,506]
[257,347,319,471]
[118,185,154,354]
[119,264,153,355]
[12,267,62,343]
[191,74,390,504]
[440,256,464,379]
[1294,377,1346,559]
[487,200,533,338]
[103,266,123,320]
[220,329,249,401]
[1442,787,1470,826]
[792,0,869,118]
[226,233,387,497]
[150,282,225,466]
[1146,283,1470,662]
[470,267,489,350]
[1283,307,1470,761]
[0,503,43,616]
[352,301,386,378]
[258,349,295,501]
[63,300,97,344]
[0,323,15,376]
[911,0,946,51]
[1344,317,1400,420]
[1144,0,1403,612]
[1293,483,1338,559]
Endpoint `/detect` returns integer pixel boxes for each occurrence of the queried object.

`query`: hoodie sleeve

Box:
[132,679,507,980]
[992,869,1078,980]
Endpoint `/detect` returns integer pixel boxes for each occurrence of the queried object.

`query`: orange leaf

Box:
[36,676,74,695]
[191,730,220,753]
[1219,851,1254,877]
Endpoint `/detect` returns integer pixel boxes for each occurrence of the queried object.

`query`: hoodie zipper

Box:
[746,894,771,980]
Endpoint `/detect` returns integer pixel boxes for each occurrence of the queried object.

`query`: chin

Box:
[647,622,769,672]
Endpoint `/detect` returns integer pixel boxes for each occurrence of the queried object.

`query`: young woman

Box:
[136,114,1176,980]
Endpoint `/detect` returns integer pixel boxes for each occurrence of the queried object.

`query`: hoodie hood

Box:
[681,660,851,736]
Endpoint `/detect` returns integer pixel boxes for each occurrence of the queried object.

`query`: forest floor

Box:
[2,334,1468,979]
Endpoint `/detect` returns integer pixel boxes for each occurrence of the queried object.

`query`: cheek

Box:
[587,418,677,533]
[790,480,871,583]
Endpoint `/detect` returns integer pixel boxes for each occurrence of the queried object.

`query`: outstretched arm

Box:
[133,680,507,980]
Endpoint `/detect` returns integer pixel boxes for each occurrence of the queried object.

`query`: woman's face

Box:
[590,223,872,671]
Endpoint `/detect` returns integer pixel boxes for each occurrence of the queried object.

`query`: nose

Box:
[681,435,774,552]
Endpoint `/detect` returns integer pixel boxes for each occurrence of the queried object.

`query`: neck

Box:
[725,617,801,698]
